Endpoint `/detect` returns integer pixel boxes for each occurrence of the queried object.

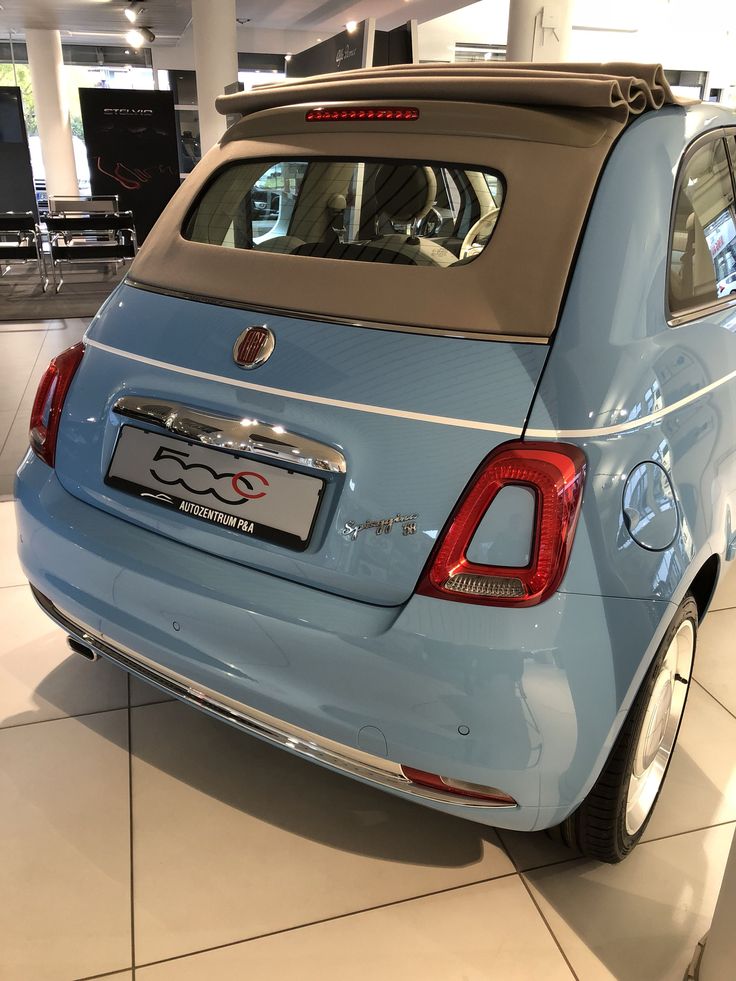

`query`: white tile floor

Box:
[1,496,736,980]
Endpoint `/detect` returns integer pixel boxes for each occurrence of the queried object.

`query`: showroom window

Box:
[669,136,736,317]
[183,158,504,267]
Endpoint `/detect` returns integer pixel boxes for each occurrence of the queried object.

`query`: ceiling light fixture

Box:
[124,2,144,23]
[346,20,357,32]
[285,53,292,61]
[125,26,155,47]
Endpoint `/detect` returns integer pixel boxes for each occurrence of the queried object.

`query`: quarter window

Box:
[669,137,736,316]
[183,158,505,268]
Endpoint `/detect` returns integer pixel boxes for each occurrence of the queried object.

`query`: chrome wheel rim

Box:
[625,619,694,836]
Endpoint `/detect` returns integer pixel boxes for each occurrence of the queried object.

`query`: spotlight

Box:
[124,2,144,23]
[285,53,292,62]
[125,26,155,47]
[346,20,357,32]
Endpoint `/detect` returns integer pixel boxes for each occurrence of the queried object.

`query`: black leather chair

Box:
[44,209,137,292]
[0,212,47,291]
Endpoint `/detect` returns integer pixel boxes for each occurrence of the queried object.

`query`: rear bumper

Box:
[15,453,676,831]
[32,584,514,811]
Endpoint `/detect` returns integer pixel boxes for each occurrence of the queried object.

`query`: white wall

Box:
[569,0,736,99]
[417,0,736,102]
[151,24,323,73]
[417,0,509,62]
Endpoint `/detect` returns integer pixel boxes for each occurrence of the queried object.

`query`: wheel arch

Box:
[686,553,720,624]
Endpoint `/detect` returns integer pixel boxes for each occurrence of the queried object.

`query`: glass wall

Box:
[0,49,287,195]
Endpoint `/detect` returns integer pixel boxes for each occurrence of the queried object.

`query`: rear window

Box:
[183,158,504,267]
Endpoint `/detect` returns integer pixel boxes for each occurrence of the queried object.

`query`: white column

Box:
[192,0,238,155]
[506,0,573,63]
[697,830,736,979]
[25,29,78,198]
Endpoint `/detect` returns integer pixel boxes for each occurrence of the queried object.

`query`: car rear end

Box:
[15,84,652,829]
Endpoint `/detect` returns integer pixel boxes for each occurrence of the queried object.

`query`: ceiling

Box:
[0,0,192,44]
[0,0,472,46]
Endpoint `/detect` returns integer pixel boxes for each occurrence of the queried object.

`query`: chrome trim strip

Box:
[31,586,516,810]
[112,395,347,474]
[124,277,550,345]
[667,294,736,328]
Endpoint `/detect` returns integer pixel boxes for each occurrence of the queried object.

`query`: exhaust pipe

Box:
[67,636,99,662]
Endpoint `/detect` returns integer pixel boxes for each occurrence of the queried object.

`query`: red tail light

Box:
[29,342,85,468]
[401,766,516,805]
[417,441,586,607]
[305,106,420,122]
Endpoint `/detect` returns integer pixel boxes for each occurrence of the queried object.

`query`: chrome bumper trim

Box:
[31,586,515,810]
[112,395,346,474]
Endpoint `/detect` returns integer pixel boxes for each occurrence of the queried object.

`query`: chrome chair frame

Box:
[0,211,48,292]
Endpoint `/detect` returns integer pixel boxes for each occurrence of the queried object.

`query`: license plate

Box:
[106,426,325,551]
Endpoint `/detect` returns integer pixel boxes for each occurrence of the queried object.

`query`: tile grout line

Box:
[495,832,580,980]
[640,818,736,847]
[73,969,133,981]
[507,819,736,981]
[509,818,736,876]
[130,868,522,971]
[0,701,172,733]
[72,818,736,979]
[518,874,580,980]
[127,673,137,980]
[692,676,736,723]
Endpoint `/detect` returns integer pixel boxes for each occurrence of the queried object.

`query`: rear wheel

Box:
[557,595,697,863]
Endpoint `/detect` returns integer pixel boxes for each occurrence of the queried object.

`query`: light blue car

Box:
[16,63,736,862]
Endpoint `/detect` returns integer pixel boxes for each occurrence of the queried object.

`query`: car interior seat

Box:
[368,164,457,267]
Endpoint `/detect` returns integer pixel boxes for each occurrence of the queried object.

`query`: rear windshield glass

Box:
[183,159,504,267]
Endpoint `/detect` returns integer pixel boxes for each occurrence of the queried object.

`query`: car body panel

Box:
[52,282,547,605]
[528,106,736,609]
[15,456,674,829]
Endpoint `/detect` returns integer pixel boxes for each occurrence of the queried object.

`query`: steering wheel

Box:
[459,208,500,262]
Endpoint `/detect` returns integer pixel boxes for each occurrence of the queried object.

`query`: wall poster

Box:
[79,88,180,241]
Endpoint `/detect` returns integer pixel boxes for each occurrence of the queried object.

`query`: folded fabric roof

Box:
[216,62,679,122]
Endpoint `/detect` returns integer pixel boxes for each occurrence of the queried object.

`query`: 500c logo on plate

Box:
[150,444,270,506]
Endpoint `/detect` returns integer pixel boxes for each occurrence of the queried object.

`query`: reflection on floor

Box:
[2,320,736,979]
[0,318,88,498]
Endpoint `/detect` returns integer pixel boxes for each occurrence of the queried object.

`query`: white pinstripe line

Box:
[526,367,736,438]
[87,339,736,440]
[86,339,522,435]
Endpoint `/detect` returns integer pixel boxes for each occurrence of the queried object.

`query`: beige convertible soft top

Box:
[216,62,678,123]
[130,63,682,341]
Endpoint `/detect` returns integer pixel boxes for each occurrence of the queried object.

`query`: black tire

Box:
[555,595,698,863]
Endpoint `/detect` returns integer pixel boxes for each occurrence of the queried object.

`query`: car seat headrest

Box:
[373,164,436,224]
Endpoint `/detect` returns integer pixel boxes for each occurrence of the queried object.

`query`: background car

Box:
[717,271,736,296]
